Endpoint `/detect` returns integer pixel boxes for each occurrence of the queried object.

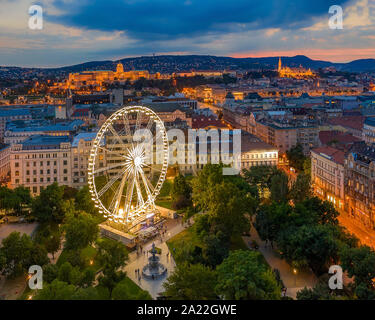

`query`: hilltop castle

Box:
[277,57,315,79]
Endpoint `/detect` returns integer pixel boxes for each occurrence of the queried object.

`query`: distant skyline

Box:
[0,0,374,67]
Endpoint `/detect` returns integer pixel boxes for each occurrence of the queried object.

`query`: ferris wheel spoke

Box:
[108,123,124,145]
[135,111,142,134]
[123,113,132,136]
[97,167,128,198]
[134,174,145,208]
[144,164,163,173]
[111,169,130,215]
[93,162,125,174]
[124,172,136,214]
[139,169,154,201]
[97,146,124,158]
[145,116,154,132]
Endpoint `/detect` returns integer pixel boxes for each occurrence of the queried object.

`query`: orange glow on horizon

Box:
[230,48,375,63]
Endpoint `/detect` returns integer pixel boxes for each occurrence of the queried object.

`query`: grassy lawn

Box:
[57,245,101,272]
[155,199,173,210]
[113,277,152,300]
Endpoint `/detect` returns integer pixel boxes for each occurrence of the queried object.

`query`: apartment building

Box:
[71,132,98,188]
[10,135,72,195]
[255,120,318,155]
[0,108,32,141]
[311,146,345,210]
[345,141,375,228]
[4,119,84,144]
[0,143,10,183]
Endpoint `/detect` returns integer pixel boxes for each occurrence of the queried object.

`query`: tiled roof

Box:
[311,146,345,165]
[192,115,227,129]
[327,116,364,131]
[319,130,360,145]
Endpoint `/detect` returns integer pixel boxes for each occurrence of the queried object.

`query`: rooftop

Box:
[311,146,345,165]
[0,108,31,117]
[327,115,364,131]
[72,132,98,147]
[21,135,71,150]
[6,119,84,133]
[319,130,360,146]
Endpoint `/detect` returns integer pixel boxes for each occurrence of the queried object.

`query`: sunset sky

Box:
[0,0,374,67]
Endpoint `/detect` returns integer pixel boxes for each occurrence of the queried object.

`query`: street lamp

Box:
[293,268,298,287]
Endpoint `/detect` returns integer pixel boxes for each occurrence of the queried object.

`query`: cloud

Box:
[48,0,351,39]
[0,0,373,66]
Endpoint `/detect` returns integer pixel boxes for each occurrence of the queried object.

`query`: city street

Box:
[338,210,375,249]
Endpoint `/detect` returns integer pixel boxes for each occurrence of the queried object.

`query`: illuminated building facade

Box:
[311,146,345,210]
[278,57,315,79]
[67,62,150,90]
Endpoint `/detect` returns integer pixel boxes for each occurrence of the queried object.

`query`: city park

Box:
[0,105,375,300]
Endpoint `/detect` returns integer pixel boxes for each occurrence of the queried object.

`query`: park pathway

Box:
[245,224,318,299]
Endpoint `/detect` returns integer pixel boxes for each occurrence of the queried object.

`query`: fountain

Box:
[142,243,167,280]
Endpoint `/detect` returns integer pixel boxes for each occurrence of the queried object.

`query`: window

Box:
[63,169,68,174]
[15,171,19,176]
[63,160,68,166]
[33,187,37,194]
[15,162,19,167]
[63,177,68,182]
[26,170,30,175]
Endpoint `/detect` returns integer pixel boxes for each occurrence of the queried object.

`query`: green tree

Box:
[203,231,229,268]
[32,183,66,223]
[207,182,251,237]
[96,237,129,272]
[64,212,99,251]
[163,263,217,300]
[340,246,375,299]
[34,279,76,300]
[112,279,152,300]
[191,164,224,211]
[0,232,48,278]
[98,269,126,297]
[45,232,61,259]
[277,225,338,274]
[43,263,59,283]
[216,250,281,300]
[270,173,289,203]
[75,186,98,215]
[171,174,192,209]
[13,186,32,214]
[290,173,312,203]
[286,144,306,172]
[58,262,73,283]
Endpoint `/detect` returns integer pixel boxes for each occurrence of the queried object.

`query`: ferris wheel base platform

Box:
[99,223,137,248]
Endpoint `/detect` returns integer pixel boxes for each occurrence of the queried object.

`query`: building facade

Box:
[10,135,73,195]
[311,146,345,210]
[345,142,375,228]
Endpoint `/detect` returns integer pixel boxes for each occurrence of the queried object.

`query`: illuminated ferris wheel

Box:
[87,105,169,229]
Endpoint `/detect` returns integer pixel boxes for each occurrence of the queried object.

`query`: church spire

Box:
[278,57,282,72]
